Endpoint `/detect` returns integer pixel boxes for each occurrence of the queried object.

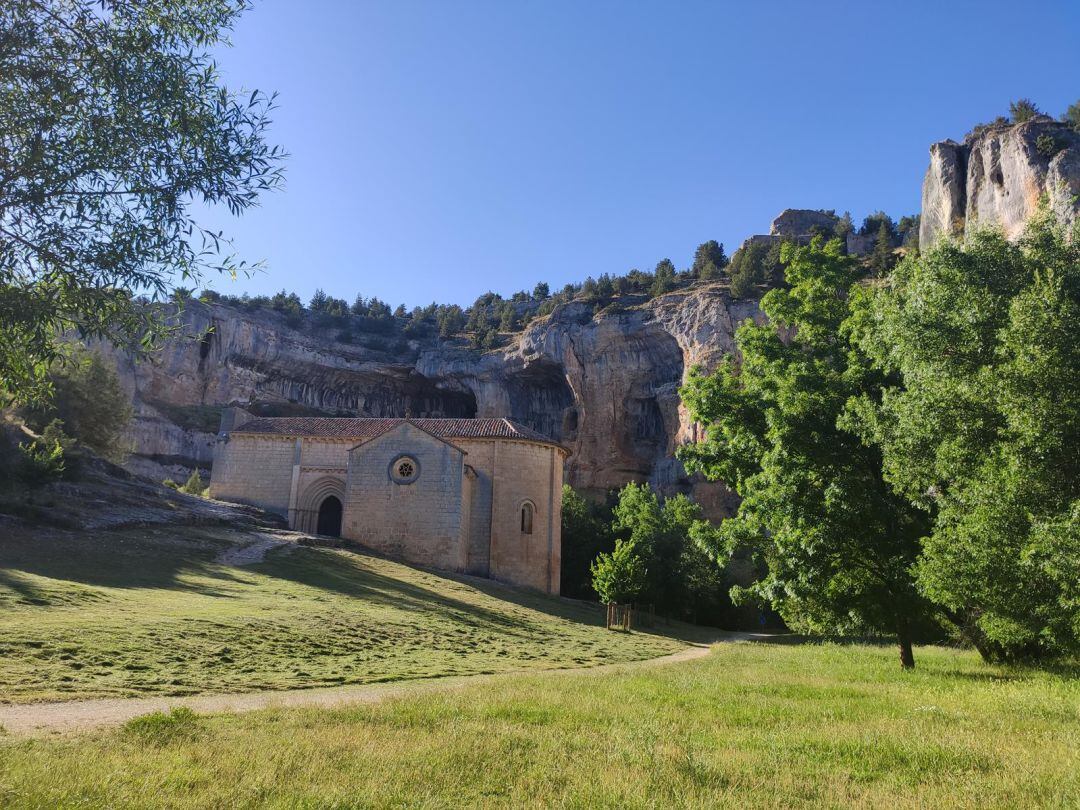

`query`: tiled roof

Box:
[230,416,564,448]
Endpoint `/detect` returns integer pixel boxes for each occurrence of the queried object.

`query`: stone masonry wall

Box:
[343,423,466,573]
[210,434,296,515]
[461,439,564,593]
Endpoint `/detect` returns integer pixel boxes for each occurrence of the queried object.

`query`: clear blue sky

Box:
[203,0,1080,309]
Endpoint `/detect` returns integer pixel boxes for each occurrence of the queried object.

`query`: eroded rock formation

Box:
[105,287,762,520]
[920,117,1080,249]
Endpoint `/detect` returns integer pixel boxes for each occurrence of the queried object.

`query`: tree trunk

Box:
[943,607,1002,664]
[897,620,915,670]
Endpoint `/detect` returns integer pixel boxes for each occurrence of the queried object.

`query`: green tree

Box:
[0,0,284,406]
[436,305,465,338]
[533,282,550,299]
[850,215,1080,661]
[727,240,781,298]
[22,348,132,462]
[595,273,615,299]
[692,240,729,280]
[498,302,519,332]
[651,259,676,296]
[610,483,730,624]
[679,238,933,668]
[859,211,897,238]
[835,211,855,240]
[1009,98,1040,123]
[897,214,921,250]
[1063,99,1080,132]
[367,298,392,320]
[590,539,647,606]
[869,221,897,277]
[560,485,614,599]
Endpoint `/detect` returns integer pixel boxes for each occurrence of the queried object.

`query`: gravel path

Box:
[0,642,718,737]
[215,532,294,566]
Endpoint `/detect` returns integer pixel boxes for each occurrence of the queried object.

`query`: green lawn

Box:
[0,526,696,703]
[1,642,1077,807]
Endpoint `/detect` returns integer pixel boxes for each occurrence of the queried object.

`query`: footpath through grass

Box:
[0,526,695,703]
[0,642,1077,807]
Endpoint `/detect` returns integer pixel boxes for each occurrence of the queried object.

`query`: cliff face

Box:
[921,118,1080,249]
[106,287,761,519]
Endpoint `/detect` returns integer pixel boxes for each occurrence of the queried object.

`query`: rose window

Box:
[389,455,420,484]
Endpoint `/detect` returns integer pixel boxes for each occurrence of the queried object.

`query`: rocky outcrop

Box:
[105,288,761,520]
[920,118,1080,249]
[769,209,839,238]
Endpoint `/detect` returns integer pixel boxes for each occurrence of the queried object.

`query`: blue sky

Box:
[202,0,1080,308]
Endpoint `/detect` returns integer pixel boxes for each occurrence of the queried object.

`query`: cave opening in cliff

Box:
[506,362,575,442]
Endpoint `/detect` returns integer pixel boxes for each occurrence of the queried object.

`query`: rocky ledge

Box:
[102,285,762,521]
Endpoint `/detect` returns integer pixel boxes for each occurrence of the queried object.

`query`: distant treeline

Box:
[184,211,916,351]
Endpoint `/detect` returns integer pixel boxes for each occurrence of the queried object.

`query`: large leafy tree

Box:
[1,0,284,404]
[850,216,1080,661]
[679,239,933,668]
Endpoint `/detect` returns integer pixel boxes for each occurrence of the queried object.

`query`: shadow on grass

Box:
[256,543,719,646]
[0,526,251,602]
[253,546,574,638]
[1,524,714,646]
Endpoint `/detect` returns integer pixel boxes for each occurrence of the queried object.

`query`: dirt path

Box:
[0,642,718,737]
[214,532,296,566]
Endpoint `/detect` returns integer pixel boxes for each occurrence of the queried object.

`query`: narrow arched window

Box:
[520,502,534,534]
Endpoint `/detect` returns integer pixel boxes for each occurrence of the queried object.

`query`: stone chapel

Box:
[210,409,567,594]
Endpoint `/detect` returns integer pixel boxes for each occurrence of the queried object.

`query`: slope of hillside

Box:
[0,524,703,703]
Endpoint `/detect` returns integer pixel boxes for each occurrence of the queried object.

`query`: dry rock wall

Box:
[106,288,761,519]
[921,117,1080,249]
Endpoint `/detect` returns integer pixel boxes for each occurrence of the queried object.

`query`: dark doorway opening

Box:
[316,495,342,537]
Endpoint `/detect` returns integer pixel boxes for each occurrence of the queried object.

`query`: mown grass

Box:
[0,642,1076,807]
[0,526,695,702]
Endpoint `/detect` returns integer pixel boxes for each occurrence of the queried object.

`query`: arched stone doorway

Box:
[294,475,346,536]
[316,495,342,537]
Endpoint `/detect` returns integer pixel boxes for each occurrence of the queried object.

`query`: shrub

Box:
[179,470,205,495]
[1036,133,1063,159]
[20,348,132,463]
[18,431,67,486]
[1063,99,1080,133]
[1009,98,1040,124]
[162,478,179,490]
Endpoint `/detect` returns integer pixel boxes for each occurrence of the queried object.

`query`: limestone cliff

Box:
[920,117,1080,249]
[105,287,762,520]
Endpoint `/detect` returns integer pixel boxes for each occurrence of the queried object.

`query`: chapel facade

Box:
[209,410,567,594]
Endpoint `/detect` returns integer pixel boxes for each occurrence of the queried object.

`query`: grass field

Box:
[0,642,1076,807]
[0,526,696,703]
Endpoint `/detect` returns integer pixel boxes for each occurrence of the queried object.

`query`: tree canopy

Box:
[849,214,1080,661]
[679,238,933,667]
[0,0,284,405]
